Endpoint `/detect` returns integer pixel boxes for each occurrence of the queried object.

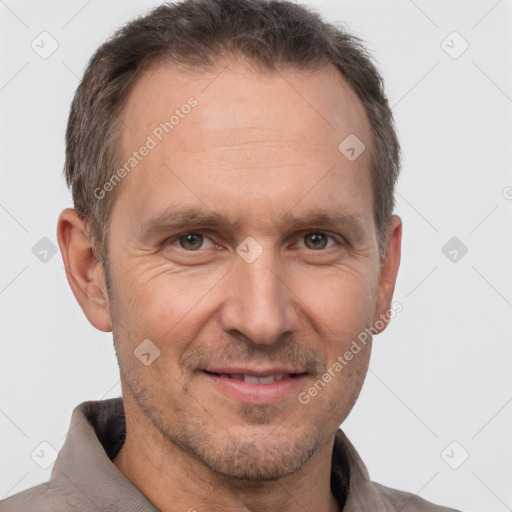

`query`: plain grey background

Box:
[1,1,511,511]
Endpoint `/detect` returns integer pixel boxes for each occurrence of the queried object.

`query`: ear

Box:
[372,215,402,334]
[57,208,113,332]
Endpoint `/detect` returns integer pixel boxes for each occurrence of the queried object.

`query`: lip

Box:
[201,370,307,405]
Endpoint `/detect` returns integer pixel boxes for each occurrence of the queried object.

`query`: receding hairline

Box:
[112,54,375,199]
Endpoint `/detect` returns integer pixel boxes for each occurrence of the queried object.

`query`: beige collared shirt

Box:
[0,398,461,511]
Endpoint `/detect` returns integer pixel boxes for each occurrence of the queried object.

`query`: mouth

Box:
[204,371,302,384]
[201,368,308,404]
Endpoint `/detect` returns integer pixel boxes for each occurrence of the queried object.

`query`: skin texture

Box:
[57,58,402,512]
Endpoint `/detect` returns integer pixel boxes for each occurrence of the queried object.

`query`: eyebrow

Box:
[136,207,367,242]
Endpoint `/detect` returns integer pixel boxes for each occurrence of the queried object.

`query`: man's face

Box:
[105,60,389,480]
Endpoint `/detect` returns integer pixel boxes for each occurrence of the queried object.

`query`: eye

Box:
[297,232,337,250]
[175,232,214,251]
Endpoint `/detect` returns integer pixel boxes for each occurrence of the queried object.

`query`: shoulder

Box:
[373,481,463,512]
[0,481,89,512]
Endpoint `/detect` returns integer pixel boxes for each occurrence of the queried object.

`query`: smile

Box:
[202,369,307,404]
[205,372,295,384]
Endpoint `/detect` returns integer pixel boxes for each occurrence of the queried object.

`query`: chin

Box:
[172,419,326,482]
[200,437,320,481]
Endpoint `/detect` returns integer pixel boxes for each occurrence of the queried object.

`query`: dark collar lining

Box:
[83,398,127,461]
[331,430,350,509]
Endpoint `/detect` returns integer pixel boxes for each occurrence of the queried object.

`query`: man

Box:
[1,0,460,510]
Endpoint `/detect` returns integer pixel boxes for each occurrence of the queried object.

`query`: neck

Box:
[113,393,341,512]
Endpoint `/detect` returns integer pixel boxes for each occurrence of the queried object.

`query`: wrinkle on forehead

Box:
[119,59,372,160]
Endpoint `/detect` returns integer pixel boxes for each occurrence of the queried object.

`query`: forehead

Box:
[121,59,371,152]
[113,59,374,232]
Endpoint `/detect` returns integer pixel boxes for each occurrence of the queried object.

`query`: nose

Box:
[219,247,299,345]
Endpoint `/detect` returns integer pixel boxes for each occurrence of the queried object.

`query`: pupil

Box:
[180,233,202,250]
[307,233,327,249]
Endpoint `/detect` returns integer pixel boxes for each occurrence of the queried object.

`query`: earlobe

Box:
[57,208,113,332]
[373,215,402,334]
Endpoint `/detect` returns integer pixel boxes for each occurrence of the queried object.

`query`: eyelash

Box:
[164,231,342,252]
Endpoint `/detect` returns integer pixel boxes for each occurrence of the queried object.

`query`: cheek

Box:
[326,348,371,425]
[117,262,197,319]
[298,268,378,336]
[113,262,225,355]
[297,268,376,404]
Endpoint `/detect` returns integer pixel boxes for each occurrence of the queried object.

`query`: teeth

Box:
[236,373,290,384]
[244,374,261,384]
[210,372,294,383]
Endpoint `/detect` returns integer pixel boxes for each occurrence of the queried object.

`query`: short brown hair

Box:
[64,0,400,268]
